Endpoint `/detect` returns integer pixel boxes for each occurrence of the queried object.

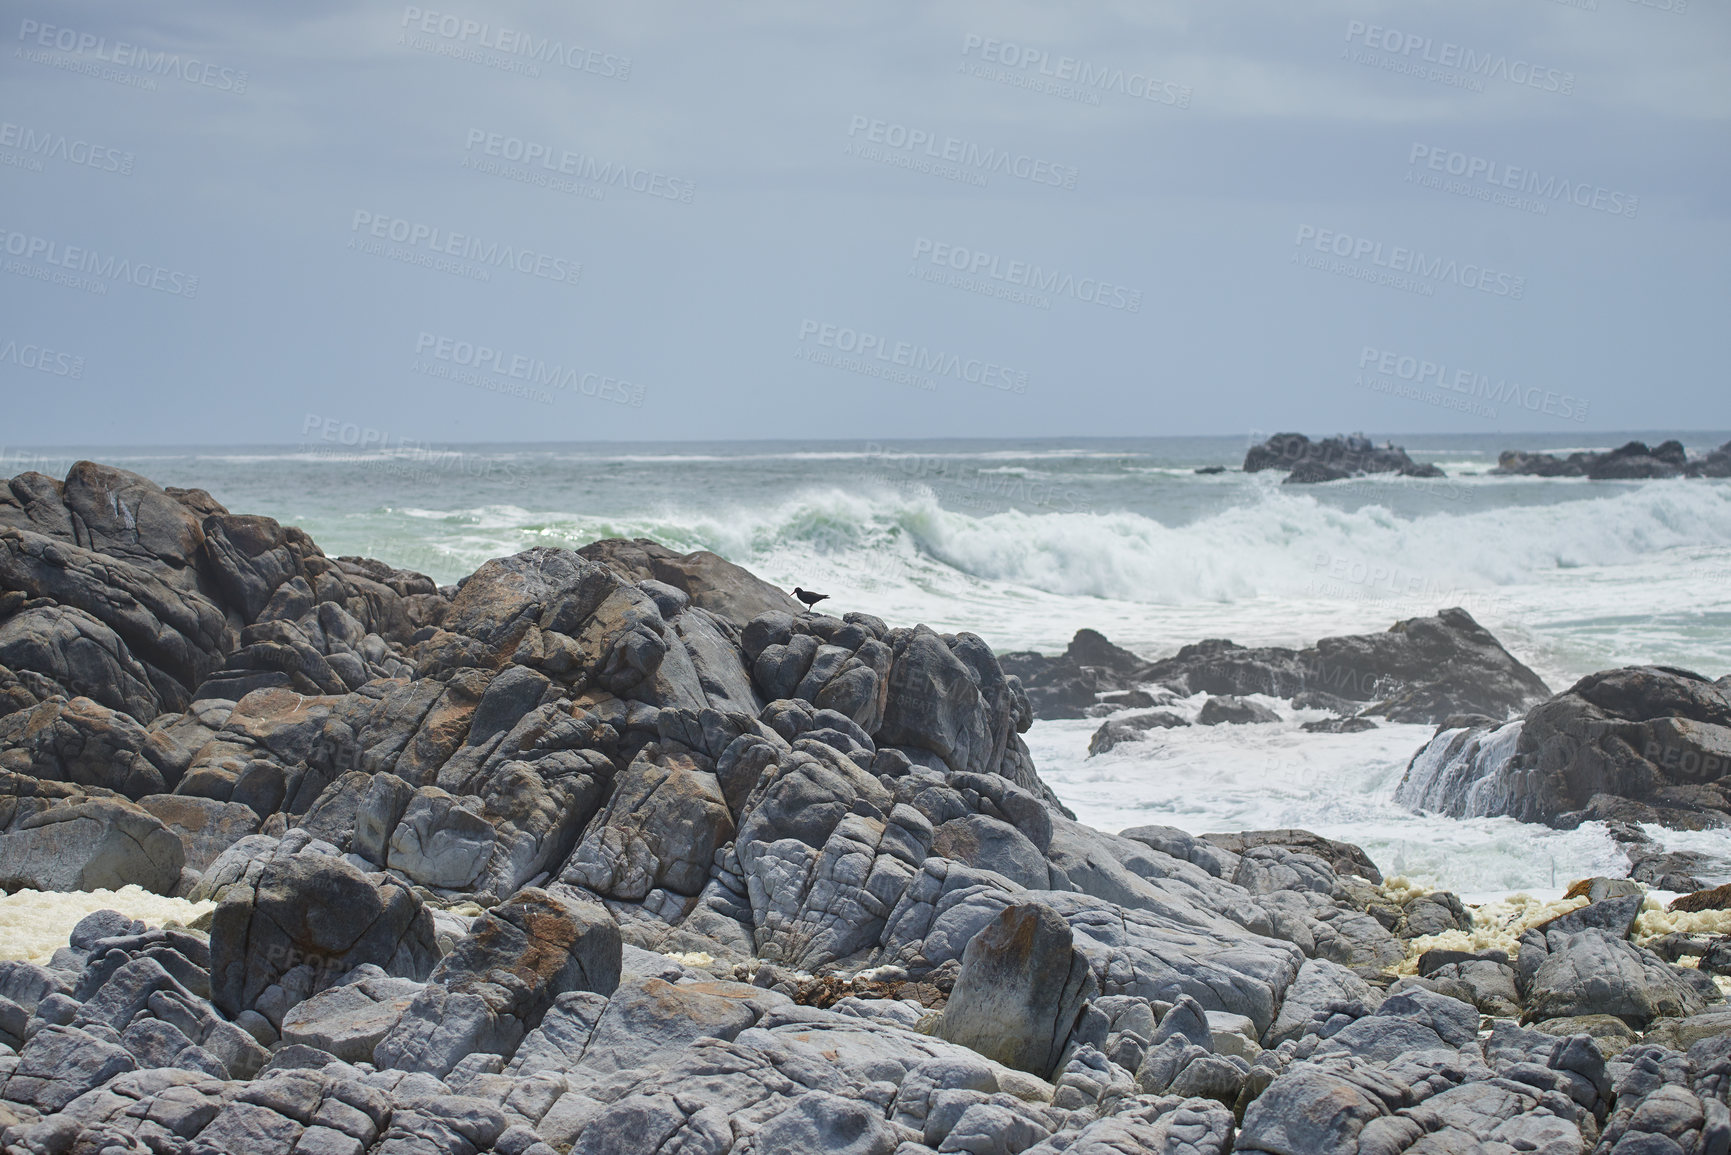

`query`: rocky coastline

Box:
[1493,439,1731,480]
[2,461,1731,1153]
[1228,433,1731,484]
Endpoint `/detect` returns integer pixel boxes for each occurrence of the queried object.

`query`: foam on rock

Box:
[1634,895,1731,941]
[0,885,215,964]
[1393,892,1590,974]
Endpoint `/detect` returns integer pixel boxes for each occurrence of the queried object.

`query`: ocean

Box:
[13,432,1731,902]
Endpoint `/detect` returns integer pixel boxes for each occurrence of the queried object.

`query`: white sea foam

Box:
[0,887,214,965]
[1027,711,1635,900]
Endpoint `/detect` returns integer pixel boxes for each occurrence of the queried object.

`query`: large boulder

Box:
[559,746,734,901]
[0,770,185,894]
[1494,438,1705,480]
[0,605,163,722]
[1401,665,1731,828]
[1023,610,1548,726]
[208,846,439,1016]
[0,526,234,710]
[877,626,1000,778]
[1524,929,1719,1028]
[278,969,423,1063]
[577,537,805,629]
[1200,828,1384,884]
[935,902,1097,1078]
[137,793,261,873]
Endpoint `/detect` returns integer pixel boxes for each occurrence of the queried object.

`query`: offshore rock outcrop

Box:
[0,461,1727,1154]
[1492,437,1731,479]
[1005,608,1551,732]
[1242,432,1445,483]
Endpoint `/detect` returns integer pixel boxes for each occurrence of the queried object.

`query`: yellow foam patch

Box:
[1376,875,1437,905]
[0,887,215,966]
[1391,892,1590,975]
[1633,899,1731,943]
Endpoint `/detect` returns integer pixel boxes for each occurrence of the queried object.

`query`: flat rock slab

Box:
[279,974,423,1064]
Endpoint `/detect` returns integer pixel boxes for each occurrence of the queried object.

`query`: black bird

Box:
[792,587,829,612]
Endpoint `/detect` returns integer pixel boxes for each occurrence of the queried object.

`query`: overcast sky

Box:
[3,0,1727,445]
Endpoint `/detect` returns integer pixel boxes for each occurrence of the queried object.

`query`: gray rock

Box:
[1197,695,1280,725]
[1423,958,1520,1018]
[578,538,805,630]
[0,1024,136,1111]
[0,604,163,722]
[1152,995,1214,1050]
[559,746,733,901]
[1525,929,1718,1028]
[373,888,619,1077]
[1265,958,1379,1047]
[1086,711,1188,756]
[208,846,439,1017]
[279,973,422,1063]
[937,903,1098,1079]
[0,773,185,894]
[137,793,261,874]
[573,975,779,1076]
[1397,890,1470,938]
[1537,892,1644,938]
[385,786,497,890]
[931,814,1050,891]
[877,626,999,778]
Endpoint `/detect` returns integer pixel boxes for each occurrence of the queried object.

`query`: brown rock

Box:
[1670,883,1731,913]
